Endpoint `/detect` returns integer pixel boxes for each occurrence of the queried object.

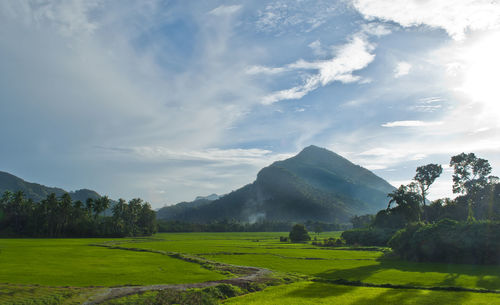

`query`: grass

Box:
[1,231,500,304]
[0,238,227,287]
[120,232,500,291]
[223,281,500,305]
[0,283,99,304]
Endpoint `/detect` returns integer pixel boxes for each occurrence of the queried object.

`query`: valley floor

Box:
[1,232,499,304]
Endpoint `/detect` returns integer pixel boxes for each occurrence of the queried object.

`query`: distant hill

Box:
[195,194,220,201]
[0,171,101,203]
[157,145,395,223]
[157,194,219,220]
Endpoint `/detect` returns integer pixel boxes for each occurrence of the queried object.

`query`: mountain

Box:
[194,194,220,201]
[0,171,101,202]
[158,145,395,223]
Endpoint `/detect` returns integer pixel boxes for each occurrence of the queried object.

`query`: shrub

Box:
[312,237,345,247]
[388,219,500,264]
[341,227,396,246]
[289,224,311,243]
[211,284,243,298]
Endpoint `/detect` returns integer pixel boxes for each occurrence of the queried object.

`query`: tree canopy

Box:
[414,163,442,206]
[289,224,311,242]
[0,191,156,237]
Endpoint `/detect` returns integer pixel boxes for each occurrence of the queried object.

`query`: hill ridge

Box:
[158,146,395,223]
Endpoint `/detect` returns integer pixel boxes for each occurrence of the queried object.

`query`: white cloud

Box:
[381,120,443,128]
[308,40,325,56]
[209,5,242,16]
[245,65,286,75]
[353,0,500,40]
[393,61,412,78]
[260,33,375,104]
[360,22,392,36]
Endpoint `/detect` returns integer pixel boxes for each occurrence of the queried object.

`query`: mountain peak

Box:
[158,146,395,223]
[297,145,341,158]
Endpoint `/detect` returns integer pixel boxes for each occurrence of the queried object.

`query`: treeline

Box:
[0,191,156,237]
[158,219,347,233]
[341,152,500,264]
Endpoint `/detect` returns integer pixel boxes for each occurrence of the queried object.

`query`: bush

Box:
[289,224,311,243]
[341,227,396,246]
[154,289,218,305]
[388,219,500,264]
[210,284,243,298]
[312,237,345,247]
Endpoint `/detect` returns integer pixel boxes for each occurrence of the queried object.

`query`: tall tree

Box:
[414,164,442,206]
[93,196,110,219]
[387,185,422,222]
[60,193,73,235]
[450,153,492,221]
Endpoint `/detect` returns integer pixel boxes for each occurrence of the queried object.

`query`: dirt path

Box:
[83,267,271,304]
[82,242,272,304]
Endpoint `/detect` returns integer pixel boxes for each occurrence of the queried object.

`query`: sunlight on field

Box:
[224,281,500,305]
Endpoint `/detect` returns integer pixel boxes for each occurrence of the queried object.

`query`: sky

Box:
[1,0,500,208]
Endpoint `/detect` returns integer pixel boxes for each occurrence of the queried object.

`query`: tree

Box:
[85,198,94,217]
[414,164,442,206]
[387,184,422,222]
[313,223,323,236]
[60,193,73,235]
[289,224,311,242]
[450,153,492,221]
[350,214,374,229]
[93,196,110,219]
[450,153,492,195]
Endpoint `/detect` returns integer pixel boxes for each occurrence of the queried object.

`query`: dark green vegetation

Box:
[389,220,500,264]
[342,152,500,266]
[288,224,311,242]
[158,145,395,224]
[0,191,156,237]
[0,170,101,203]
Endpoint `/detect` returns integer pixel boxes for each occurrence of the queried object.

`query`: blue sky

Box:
[1,0,500,208]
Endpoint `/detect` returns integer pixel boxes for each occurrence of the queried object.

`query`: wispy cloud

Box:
[381,120,443,128]
[255,0,341,34]
[258,33,375,104]
[412,97,443,112]
[209,4,242,16]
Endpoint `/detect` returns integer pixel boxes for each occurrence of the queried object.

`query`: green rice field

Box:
[1,232,499,304]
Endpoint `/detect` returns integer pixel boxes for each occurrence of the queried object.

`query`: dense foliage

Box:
[388,219,500,264]
[341,227,395,246]
[350,214,375,229]
[0,191,156,237]
[341,153,500,258]
[289,224,311,242]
